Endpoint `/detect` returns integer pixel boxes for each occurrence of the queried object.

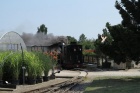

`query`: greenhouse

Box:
[0,31,27,51]
[0,31,55,85]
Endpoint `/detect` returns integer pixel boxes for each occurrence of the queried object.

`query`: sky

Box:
[0,0,122,40]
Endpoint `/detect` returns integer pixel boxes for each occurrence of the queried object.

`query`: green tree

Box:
[37,24,48,35]
[82,39,96,56]
[96,22,139,68]
[105,23,130,64]
[78,33,87,49]
[83,39,95,50]
[115,0,140,63]
[115,0,140,32]
[95,0,140,67]
[95,24,113,59]
[78,34,96,55]
[67,36,77,44]
[78,33,87,44]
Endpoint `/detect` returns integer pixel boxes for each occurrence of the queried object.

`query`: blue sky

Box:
[0,0,122,40]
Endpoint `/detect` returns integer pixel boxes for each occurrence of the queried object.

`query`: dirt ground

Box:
[87,68,140,78]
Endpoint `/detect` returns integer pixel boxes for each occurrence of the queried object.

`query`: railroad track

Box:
[23,70,88,93]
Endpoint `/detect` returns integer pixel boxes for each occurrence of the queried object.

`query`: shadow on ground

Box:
[84,77,140,93]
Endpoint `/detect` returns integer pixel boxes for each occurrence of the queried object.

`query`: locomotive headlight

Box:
[62,43,65,45]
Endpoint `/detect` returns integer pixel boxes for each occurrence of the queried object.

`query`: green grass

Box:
[84,76,140,93]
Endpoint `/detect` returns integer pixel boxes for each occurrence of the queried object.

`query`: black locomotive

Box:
[27,42,83,69]
[58,42,83,69]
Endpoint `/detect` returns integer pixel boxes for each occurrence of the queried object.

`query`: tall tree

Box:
[96,22,140,67]
[95,24,114,58]
[67,36,77,44]
[115,0,140,32]
[115,0,140,63]
[95,0,140,67]
[105,23,131,64]
[78,33,87,44]
[84,39,95,50]
[37,24,48,35]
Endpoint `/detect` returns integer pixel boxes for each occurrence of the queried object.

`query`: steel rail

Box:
[22,70,88,93]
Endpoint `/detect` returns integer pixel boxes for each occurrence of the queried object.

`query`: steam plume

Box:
[21,32,68,46]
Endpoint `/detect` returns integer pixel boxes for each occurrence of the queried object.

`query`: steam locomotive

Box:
[27,42,83,69]
[58,42,83,69]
